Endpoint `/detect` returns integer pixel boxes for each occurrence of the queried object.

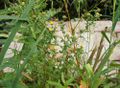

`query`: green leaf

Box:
[110,61,120,68]
[112,1,120,31]
[0,33,8,38]
[65,77,74,86]
[101,31,110,43]
[48,81,63,88]
[0,15,28,21]
[85,64,94,78]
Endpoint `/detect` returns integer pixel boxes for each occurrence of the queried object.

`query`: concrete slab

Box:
[49,20,120,61]
[2,21,120,61]
[1,20,120,73]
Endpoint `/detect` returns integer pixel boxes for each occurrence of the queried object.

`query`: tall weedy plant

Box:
[0,0,120,88]
[0,0,61,87]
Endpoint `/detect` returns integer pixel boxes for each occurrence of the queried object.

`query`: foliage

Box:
[0,0,120,88]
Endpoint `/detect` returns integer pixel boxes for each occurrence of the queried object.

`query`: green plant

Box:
[0,0,120,88]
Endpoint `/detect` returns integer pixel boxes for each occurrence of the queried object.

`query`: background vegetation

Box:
[0,0,120,88]
[0,0,119,20]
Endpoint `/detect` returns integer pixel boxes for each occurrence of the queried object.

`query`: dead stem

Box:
[22,72,34,81]
[74,43,80,67]
[63,0,80,67]
[63,0,73,34]
[93,36,104,71]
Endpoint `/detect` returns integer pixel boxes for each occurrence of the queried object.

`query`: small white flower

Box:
[20,60,24,64]
[3,67,14,73]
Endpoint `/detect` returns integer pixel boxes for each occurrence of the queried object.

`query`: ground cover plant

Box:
[0,0,120,88]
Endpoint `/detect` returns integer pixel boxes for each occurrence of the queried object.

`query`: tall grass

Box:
[0,0,120,88]
[0,0,34,64]
[0,0,34,87]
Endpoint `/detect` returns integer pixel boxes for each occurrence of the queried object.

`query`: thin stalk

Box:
[63,0,81,67]
[113,0,116,21]
[74,44,80,67]
[87,46,97,64]
[86,21,90,59]
[110,0,116,45]
[93,37,104,71]
[51,0,53,10]
[63,0,73,34]
[88,0,105,13]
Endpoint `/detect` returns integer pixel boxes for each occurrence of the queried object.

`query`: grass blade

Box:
[101,31,110,43]
[93,37,104,71]
[0,15,28,21]
[112,1,120,31]
[0,0,34,65]
[87,46,97,64]
[11,28,46,88]
[91,40,120,88]
[0,22,21,64]
[97,32,120,73]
